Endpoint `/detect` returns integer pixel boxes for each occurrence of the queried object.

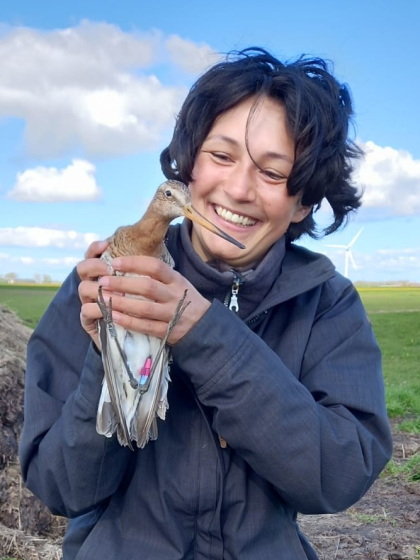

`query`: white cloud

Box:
[364,249,420,278]
[0,253,80,268]
[0,226,99,250]
[42,256,80,267]
[323,246,420,282]
[0,22,206,157]
[355,141,420,216]
[7,159,101,202]
[374,247,420,272]
[19,256,35,265]
[377,247,420,256]
[165,35,220,74]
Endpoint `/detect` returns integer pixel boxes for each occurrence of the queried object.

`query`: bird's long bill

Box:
[184,205,245,249]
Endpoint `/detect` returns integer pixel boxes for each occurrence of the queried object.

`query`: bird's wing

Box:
[98,317,134,451]
[160,244,175,268]
[96,380,117,436]
[156,365,170,421]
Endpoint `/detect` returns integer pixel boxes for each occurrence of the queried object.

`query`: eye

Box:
[212,152,232,162]
[262,169,288,182]
[165,189,172,197]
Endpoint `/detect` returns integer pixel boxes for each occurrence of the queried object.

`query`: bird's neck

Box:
[112,205,173,257]
[135,208,173,247]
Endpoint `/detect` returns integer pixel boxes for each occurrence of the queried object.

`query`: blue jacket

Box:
[19,224,392,560]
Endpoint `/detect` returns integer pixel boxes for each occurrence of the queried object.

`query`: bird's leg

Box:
[97,286,138,389]
[139,290,190,394]
[168,288,191,334]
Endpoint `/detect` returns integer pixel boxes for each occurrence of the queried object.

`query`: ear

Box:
[291,204,313,224]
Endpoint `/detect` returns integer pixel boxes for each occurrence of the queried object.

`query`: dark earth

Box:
[0,305,419,559]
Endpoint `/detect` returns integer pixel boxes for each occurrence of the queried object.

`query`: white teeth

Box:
[215,206,256,226]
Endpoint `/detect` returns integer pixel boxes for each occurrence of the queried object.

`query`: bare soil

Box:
[0,306,66,560]
[299,426,420,559]
[0,305,419,560]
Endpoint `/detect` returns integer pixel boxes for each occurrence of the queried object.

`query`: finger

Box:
[103,293,169,322]
[78,279,112,305]
[111,256,174,284]
[111,307,196,346]
[111,312,170,340]
[84,239,109,259]
[80,301,104,323]
[109,287,209,344]
[98,274,169,302]
[77,257,110,281]
[80,303,102,349]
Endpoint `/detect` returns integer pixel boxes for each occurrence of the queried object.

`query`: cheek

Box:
[189,172,215,203]
[190,154,208,182]
[268,191,301,216]
[189,181,206,206]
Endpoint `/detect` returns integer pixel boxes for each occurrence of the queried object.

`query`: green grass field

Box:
[358,288,420,432]
[358,287,420,313]
[1,284,419,430]
[0,284,60,328]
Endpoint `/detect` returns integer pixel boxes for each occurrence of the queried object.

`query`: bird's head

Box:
[155,180,245,249]
[155,180,192,220]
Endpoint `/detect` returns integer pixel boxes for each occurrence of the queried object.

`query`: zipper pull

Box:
[229,279,240,313]
[218,435,228,448]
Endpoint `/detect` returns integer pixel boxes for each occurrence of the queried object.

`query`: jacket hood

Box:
[166,222,339,323]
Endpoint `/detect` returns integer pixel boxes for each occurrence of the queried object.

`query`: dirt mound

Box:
[0,306,64,559]
[0,304,419,559]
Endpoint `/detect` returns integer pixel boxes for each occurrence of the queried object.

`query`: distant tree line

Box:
[0,273,54,284]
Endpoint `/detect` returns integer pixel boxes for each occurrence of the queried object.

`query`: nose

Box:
[224,161,256,202]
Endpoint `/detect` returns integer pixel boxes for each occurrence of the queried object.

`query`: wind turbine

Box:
[326,227,363,278]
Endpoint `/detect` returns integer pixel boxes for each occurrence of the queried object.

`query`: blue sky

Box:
[0,0,419,283]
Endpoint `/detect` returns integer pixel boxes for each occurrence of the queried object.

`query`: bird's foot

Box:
[167,289,191,337]
[97,285,115,331]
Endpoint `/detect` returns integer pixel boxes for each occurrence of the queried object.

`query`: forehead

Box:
[204,96,294,157]
[208,96,287,134]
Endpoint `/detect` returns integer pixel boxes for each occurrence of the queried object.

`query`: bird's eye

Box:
[165,190,172,198]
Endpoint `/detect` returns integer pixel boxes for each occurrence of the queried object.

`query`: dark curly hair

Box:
[160,47,363,240]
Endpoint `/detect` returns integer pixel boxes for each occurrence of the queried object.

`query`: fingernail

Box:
[99,277,109,286]
[112,258,122,269]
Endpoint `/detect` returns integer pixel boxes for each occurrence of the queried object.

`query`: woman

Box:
[19,48,392,560]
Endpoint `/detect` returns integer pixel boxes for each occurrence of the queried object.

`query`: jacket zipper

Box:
[245,310,267,327]
[220,273,243,448]
[224,273,242,313]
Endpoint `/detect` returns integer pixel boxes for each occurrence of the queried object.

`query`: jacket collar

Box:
[166,221,336,322]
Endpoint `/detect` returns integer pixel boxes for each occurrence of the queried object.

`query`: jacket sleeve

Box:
[171,277,393,515]
[19,268,132,518]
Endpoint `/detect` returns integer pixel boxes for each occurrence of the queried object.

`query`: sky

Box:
[0,0,419,284]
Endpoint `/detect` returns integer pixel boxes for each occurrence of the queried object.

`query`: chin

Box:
[193,228,252,265]
[200,237,240,262]
[209,246,243,263]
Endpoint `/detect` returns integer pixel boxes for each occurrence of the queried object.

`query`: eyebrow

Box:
[204,134,294,164]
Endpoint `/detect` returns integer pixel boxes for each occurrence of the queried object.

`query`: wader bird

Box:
[96,180,244,450]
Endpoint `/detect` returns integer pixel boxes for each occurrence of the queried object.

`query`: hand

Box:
[97,255,211,345]
[77,240,110,348]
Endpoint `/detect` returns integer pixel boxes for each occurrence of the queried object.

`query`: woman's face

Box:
[189,96,311,268]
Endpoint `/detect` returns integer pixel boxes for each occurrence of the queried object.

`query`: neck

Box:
[165,221,287,321]
[128,203,173,255]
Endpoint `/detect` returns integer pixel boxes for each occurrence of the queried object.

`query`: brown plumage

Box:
[96,180,244,449]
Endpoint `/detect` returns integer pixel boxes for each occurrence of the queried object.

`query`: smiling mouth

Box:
[214,205,257,227]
